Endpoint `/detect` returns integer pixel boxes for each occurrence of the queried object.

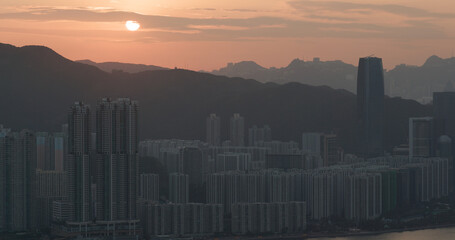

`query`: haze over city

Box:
[2,1,455,240]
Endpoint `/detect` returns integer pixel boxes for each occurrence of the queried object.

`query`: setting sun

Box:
[125,20,140,31]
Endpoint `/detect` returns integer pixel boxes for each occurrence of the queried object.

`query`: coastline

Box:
[306,223,455,239]
[226,223,455,240]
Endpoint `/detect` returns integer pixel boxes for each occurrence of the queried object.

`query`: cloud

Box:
[288,0,455,19]
[305,15,358,22]
[191,8,217,11]
[225,9,258,13]
[0,7,448,42]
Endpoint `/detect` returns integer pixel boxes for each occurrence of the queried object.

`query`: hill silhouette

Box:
[0,43,431,153]
[76,59,168,73]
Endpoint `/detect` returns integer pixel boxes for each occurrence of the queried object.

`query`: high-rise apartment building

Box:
[302,133,322,156]
[433,92,455,153]
[409,117,434,159]
[36,132,52,170]
[206,114,221,146]
[357,57,385,157]
[230,113,245,147]
[302,133,339,166]
[322,134,339,166]
[0,130,37,232]
[95,98,138,221]
[67,102,91,222]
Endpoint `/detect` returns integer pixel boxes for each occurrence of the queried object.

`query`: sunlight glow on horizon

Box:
[1,0,455,70]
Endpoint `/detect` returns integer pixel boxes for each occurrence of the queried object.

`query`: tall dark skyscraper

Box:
[95,98,138,221]
[67,102,92,222]
[357,57,385,157]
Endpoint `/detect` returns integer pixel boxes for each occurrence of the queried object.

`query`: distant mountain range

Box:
[212,58,358,93]
[76,59,168,73]
[387,56,455,103]
[210,56,455,103]
[0,43,431,153]
[79,55,455,103]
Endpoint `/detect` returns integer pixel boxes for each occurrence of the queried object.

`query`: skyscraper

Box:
[181,147,205,202]
[302,133,340,166]
[230,113,245,147]
[206,114,221,146]
[67,102,91,222]
[36,132,52,170]
[357,57,385,157]
[53,132,67,172]
[0,130,37,232]
[409,117,434,159]
[95,98,138,221]
[433,92,455,149]
[321,134,339,166]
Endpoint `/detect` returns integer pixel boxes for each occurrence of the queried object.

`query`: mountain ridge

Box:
[210,56,455,102]
[0,43,432,153]
[76,59,168,73]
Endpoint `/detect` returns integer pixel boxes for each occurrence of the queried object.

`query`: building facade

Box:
[357,57,385,157]
[206,113,221,146]
[230,113,245,147]
[95,98,139,221]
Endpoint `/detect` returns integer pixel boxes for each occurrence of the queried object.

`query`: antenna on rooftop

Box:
[367,54,375,58]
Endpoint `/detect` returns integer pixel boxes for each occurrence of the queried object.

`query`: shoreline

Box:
[226,223,455,240]
[306,223,455,239]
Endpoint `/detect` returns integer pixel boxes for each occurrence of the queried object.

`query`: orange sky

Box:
[1,0,455,70]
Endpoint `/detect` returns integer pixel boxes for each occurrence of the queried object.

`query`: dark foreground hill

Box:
[0,43,431,153]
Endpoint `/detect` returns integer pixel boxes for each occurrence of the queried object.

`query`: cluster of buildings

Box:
[204,156,448,222]
[1,98,141,239]
[1,57,455,239]
[139,202,224,237]
[231,202,307,235]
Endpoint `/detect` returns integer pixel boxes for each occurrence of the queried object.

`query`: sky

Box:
[1,0,455,70]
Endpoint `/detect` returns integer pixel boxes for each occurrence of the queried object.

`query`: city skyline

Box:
[2,69,455,238]
[2,1,455,239]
